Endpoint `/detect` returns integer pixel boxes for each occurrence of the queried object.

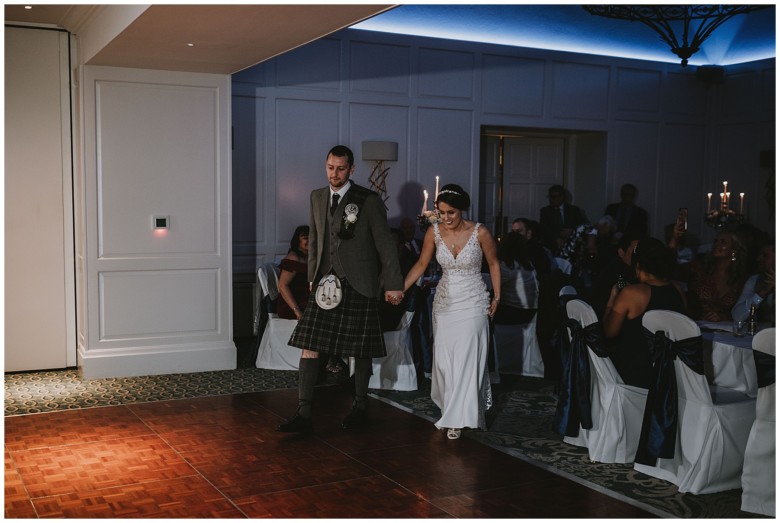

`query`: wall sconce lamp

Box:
[362,140,398,208]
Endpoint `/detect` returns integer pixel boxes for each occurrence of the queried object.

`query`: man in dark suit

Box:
[604,183,649,240]
[539,184,587,251]
[277,145,404,433]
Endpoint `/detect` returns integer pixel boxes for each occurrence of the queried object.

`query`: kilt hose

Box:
[289,280,387,359]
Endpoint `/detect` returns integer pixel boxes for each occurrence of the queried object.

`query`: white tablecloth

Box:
[699,321,758,398]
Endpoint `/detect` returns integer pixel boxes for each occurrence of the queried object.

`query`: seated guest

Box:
[493,232,537,325]
[276,225,310,320]
[589,231,644,320]
[604,183,649,240]
[732,241,775,323]
[685,230,749,322]
[603,237,686,388]
[511,217,552,277]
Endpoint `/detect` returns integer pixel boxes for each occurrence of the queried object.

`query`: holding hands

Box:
[385,290,404,306]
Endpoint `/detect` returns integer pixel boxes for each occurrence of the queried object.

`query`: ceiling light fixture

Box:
[583,4,771,67]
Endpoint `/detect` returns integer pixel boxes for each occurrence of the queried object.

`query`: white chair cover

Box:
[561,299,648,463]
[634,310,756,494]
[493,321,544,378]
[369,310,418,391]
[741,328,775,516]
[254,264,302,370]
[493,269,544,377]
[559,285,577,296]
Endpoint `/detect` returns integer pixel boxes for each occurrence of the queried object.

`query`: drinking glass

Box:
[733,320,747,337]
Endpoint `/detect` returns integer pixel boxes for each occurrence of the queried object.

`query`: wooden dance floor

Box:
[5,384,654,518]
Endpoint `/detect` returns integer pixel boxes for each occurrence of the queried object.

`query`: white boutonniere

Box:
[339,203,360,239]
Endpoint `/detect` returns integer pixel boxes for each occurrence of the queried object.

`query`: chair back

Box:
[257,262,280,301]
[567,298,619,385]
[642,310,708,404]
[559,284,578,297]
[753,328,776,356]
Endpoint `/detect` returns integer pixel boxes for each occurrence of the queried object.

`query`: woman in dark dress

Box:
[602,237,687,388]
[276,225,310,320]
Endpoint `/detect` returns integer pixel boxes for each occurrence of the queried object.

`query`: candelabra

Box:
[704,182,745,229]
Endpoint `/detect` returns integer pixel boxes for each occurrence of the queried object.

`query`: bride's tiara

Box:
[437,189,460,197]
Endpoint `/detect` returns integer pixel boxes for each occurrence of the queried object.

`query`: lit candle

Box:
[723,180,728,194]
[740,192,745,214]
[422,190,428,214]
[726,192,731,209]
[435,176,439,200]
[707,192,712,213]
[720,192,725,208]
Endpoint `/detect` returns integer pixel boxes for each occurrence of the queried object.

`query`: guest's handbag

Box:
[315,274,343,310]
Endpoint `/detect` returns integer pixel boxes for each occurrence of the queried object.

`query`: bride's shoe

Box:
[446,428,461,440]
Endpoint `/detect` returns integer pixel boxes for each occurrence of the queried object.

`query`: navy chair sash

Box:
[754,351,776,388]
[553,317,607,437]
[635,328,703,466]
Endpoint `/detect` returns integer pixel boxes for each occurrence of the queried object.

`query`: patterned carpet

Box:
[4,368,765,519]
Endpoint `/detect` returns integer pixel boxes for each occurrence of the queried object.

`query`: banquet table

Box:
[698,321,761,398]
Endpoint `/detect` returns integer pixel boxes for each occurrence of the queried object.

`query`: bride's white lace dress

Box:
[431,222,493,430]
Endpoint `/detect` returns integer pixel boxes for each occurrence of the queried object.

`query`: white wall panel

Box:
[615,67,662,115]
[551,62,610,121]
[662,71,707,119]
[100,270,218,339]
[349,41,411,95]
[418,48,475,99]
[611,120,659,200]
[348,103,412,222]
[97,81,218,256]
[275,99,340,241]
[482,54,545,117]
[276,38,341,90]
[416,107,475,203]
[658,123,707,238]
[82,66,234,378]
[232,93,266,271]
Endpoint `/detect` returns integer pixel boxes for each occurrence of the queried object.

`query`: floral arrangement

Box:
[339,203,360,239]
[417,208,441,230]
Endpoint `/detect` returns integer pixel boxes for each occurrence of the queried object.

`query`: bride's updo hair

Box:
[435,183,470,211]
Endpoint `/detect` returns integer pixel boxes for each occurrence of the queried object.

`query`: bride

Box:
[403,183,501,439]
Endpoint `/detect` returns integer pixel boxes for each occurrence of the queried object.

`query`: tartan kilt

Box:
[289,280,387,358]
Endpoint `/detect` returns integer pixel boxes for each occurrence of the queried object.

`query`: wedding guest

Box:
[686,230,749,322]
[603,237,686,388]
[732,241,775,323]
[604,183,649,240]
[539,184,587,251]
[511,217,552,277]
[589,231,644,320]
[276,225,310,320]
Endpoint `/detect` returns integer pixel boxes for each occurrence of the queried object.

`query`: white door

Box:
[5,27,75,371]
[480,134,565,236]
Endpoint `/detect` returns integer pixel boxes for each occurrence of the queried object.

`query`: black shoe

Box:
[275,412,313,433]
[341,406,369,430]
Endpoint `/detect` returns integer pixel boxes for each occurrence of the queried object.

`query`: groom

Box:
[276,144,405,433]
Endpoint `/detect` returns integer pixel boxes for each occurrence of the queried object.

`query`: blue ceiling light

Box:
[350,4,775,67]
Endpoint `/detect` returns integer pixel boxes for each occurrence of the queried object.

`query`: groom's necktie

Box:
[330,193,340,215]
